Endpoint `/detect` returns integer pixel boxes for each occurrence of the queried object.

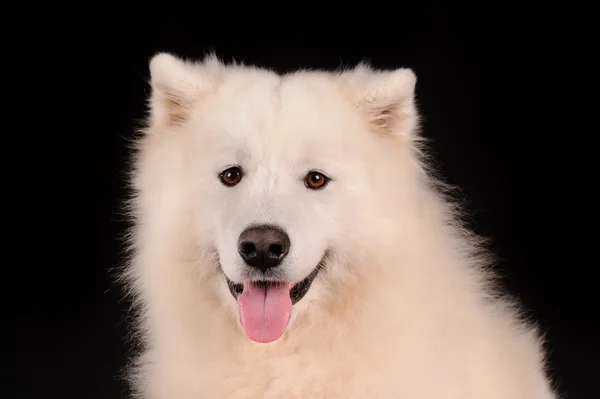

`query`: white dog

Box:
[123,53,558,398]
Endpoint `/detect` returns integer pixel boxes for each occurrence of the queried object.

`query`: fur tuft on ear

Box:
[148,53,215,127]
[341,64,419,138]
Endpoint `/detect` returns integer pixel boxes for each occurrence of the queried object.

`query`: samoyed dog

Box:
[123,53,557,398]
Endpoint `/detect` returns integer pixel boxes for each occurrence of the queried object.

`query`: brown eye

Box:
[304,171,330,190]
[220,166,243,187]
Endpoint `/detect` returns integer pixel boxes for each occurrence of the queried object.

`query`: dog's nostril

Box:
[240,242,256,256]
[269,244,283,258]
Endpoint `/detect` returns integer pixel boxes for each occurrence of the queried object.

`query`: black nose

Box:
[238,226,291,271]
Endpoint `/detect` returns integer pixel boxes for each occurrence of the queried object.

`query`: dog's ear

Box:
[341,64,419,138]
[148,53,215,127]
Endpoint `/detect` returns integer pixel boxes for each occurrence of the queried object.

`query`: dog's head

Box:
[139,53,420,343]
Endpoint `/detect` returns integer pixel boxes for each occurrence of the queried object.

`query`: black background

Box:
[10,3,595,399]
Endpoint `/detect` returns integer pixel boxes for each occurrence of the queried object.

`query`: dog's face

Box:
[144,54,418,343]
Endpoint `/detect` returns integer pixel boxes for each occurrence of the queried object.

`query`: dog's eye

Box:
[219,166,243,187]
[304,171,330,190]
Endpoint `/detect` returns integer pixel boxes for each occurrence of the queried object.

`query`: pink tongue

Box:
[238,282,292,343]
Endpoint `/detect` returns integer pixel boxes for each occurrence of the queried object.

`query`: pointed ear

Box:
[341,64,419,138]
[148,53,213,127]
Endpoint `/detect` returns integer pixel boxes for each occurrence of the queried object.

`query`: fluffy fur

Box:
[122,52,557,398]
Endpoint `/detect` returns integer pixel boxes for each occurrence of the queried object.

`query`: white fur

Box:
[123,53,558,398]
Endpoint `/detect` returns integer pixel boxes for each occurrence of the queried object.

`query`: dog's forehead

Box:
[210,72,361,154]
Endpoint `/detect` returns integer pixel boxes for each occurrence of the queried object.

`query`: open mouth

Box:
[224,259,324,344]
[226,264,321,305]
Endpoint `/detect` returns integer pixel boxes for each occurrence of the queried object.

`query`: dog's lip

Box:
[225,259,325,305]
[288,264,322,305]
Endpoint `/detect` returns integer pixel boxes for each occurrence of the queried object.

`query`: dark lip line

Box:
[224,255,327,305]
[288,262,322,305]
